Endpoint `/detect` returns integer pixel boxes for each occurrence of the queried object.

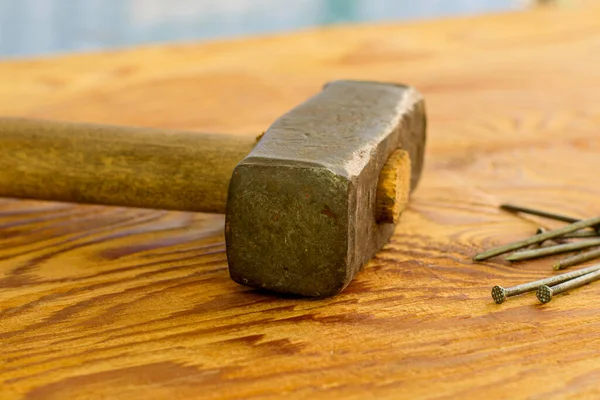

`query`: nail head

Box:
[537,285,554,304]
[491,286,507,304]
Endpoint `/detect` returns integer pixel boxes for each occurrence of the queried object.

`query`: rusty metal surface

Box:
[226,80,426,297]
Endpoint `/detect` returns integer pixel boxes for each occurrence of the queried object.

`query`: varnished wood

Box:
[0,118,255,214]
[3,5,600,399]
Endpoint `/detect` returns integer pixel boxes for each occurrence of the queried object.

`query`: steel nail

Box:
[505,238,600,262]
[500,204,581,224]
[537,268,600,303]
[491,264,600,304]
[561,230,600,239]
[554,247,600,270]
[474,215,600,261]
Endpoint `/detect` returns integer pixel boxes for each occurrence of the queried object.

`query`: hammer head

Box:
[225,80,426,297]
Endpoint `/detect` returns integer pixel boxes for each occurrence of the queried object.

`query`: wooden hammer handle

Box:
[0,118,256,214]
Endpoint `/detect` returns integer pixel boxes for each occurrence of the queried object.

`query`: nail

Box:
[561,230,600,239]
[500,204,580,223]
[500,204,600,232]
[491,264,600,304]
[554,247,600,270]
[505,238,600,262]
[536,268,600,303]
[473,215,600,261]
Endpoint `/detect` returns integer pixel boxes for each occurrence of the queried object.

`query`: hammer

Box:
[0,80,426,297]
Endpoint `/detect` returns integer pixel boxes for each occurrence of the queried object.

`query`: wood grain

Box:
[375,149,411,224]
[3,6,600,400]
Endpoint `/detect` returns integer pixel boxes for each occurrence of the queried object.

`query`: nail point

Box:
[553,263,562,271]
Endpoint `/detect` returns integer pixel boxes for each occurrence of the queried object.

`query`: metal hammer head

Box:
[225,80,426,297]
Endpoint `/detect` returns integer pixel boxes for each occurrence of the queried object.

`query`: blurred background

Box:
[0,0,574,58]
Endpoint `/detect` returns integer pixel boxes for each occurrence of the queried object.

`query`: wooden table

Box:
[2,6,600,399]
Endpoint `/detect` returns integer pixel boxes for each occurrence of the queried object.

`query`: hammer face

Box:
[226,163,349,297]
[226,80,426,297]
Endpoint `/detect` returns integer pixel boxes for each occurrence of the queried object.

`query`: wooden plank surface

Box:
[2,6,600,399]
